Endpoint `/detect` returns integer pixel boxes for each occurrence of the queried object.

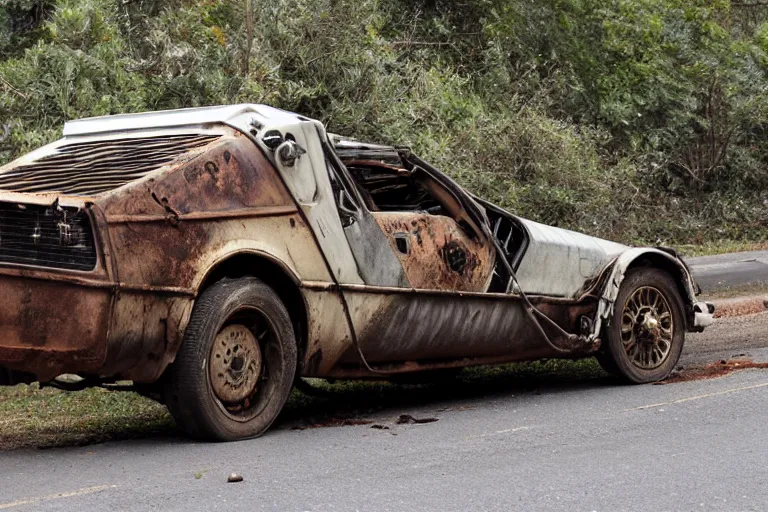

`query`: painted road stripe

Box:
[0,484,116,510]
[623,381,768,412]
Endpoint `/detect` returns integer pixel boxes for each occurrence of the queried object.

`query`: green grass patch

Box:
[0,385,174,451]
[677,241,768,258]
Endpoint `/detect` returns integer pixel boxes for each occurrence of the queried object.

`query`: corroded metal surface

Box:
[323,289,599,377]
[0,105,707,387]
[97,132,329,382]
[372,212,494,292]
[0,276,111,381]
[0,134,221,195]
[210,324,262,403]
[0,127,332,382]
[621,286,674,370]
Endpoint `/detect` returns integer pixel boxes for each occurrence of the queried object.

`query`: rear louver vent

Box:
[0,134,220,196]
[0,202,97,271]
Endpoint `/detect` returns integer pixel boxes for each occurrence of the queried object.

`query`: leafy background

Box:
[1,0,767,247]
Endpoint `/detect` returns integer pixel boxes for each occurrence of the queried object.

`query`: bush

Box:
[1,0,767,247]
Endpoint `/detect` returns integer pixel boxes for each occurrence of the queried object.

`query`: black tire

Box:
[164,277,297,441]
[598,267,685,384]
[594,350,621,378]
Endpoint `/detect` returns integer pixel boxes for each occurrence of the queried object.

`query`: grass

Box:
[0,358,605,451]
[0,385,175,451]
[676,241,768,258]
[700,283,768,300]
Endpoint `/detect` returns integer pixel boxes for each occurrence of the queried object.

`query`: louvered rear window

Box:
[0,134,220,196]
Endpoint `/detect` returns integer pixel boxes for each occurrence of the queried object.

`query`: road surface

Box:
[2,311,768,511]
[687,250,768,293]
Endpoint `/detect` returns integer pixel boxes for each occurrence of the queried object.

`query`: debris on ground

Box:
[660,358,768,384]
[370,424,390,430]
[291,418,373,430]
[711,296,768,318]
[395,414,439,425]
[227,473,243,483]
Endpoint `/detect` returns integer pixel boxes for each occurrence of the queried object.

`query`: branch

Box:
[391,41,456,47]
[0,75,26,99]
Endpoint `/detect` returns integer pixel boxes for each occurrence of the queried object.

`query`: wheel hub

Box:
[210,324,262,403]
[642,313,659,332]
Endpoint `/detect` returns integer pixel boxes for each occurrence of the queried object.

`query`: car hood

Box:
[514,218,628,298]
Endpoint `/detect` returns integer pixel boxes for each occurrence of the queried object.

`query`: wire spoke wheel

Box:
[620,286,674,370]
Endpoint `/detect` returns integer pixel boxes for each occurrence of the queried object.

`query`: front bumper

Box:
[693,301,716,330]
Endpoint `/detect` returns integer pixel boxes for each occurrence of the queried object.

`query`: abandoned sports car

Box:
[0,104,714,440]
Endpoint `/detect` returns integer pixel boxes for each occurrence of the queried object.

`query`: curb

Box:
[710,296,768,319]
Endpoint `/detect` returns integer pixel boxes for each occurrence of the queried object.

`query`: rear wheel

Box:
[597,268,685,383]
[164,277,297,441]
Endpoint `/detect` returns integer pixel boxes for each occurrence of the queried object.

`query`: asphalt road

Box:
[3,312,768,512]
[687,250,768,293]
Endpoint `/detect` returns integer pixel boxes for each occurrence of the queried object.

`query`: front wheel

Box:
[597,268,685,383]
[163,277,297,441]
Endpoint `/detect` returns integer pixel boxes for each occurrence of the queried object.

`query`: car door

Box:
[324,145,516,365]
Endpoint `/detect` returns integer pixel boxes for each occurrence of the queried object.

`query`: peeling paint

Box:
[0,104,710,385]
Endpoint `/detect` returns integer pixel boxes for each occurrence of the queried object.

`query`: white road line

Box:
[623,381,768,412]
[0,484,116,510]
[469,426,530,439]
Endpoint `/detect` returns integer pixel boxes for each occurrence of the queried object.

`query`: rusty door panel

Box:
[299,288,356,376]
[372,212,494,292]
[0,276,111,381]
[335,290,597,368]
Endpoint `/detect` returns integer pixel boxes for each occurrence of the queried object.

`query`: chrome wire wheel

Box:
[621,286,674,370]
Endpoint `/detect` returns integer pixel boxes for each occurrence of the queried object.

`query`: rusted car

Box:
[0,104,714,440]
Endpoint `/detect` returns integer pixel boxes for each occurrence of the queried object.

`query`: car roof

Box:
[62,104,305,137]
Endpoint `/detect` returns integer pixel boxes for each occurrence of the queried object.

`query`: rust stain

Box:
[0,277,111,381]
[372,211,493,292]
[660,358,768,384]
[330,290,599,378]
[0,128,311,383]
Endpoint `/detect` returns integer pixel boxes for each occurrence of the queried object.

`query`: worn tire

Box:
[598,268,685,384]
[164,277,297,441]
[594,350,621,378]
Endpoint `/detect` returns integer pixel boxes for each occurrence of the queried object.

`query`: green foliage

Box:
[0,0,767,246]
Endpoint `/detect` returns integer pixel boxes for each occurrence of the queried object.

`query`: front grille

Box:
[0,134,220,196]
[0,202,97,271]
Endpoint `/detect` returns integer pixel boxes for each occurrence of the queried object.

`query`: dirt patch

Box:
[291,417,373,430]
[712,296,768,318]
[661,358,768,384]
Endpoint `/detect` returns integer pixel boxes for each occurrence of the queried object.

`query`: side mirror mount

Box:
[276,140,306,167]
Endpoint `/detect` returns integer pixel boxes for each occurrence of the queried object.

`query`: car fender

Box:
[592,248,714,338]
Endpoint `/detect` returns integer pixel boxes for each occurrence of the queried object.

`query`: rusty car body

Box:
[0,104,714,440]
